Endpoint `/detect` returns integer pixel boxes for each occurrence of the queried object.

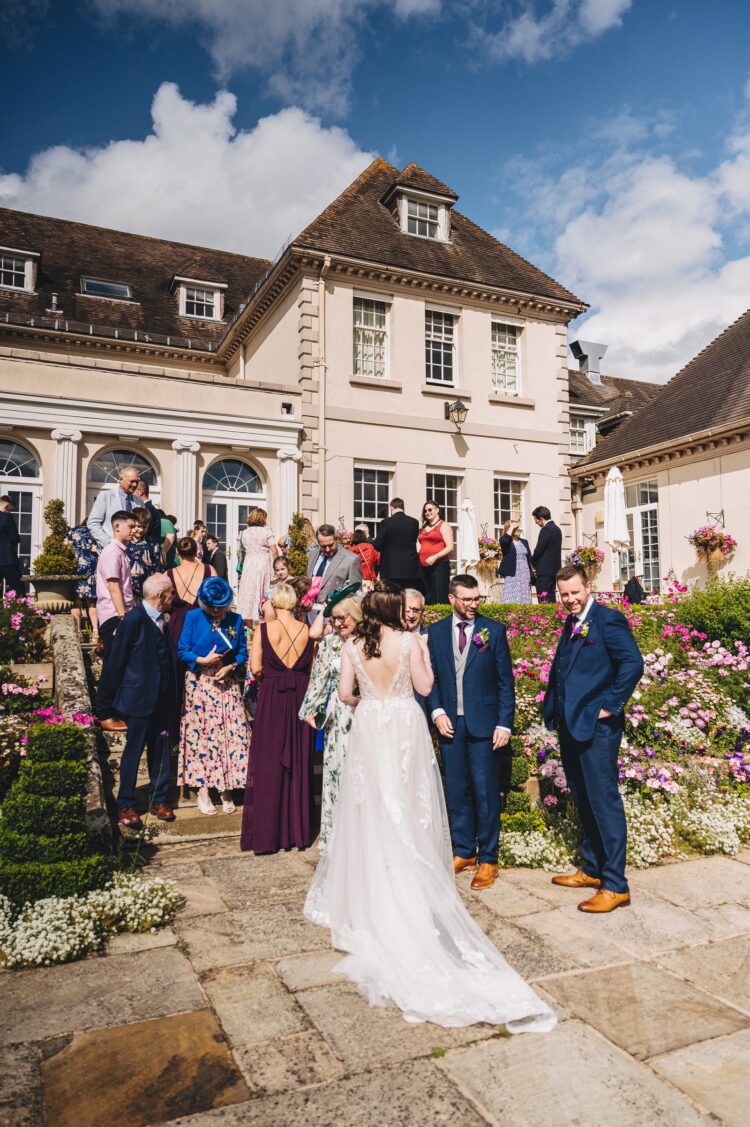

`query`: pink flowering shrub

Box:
[0,591,50,664]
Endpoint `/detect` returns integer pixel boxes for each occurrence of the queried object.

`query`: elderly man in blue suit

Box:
[107,572,177,831]
[544,564,643,913]
[428,574,515,891]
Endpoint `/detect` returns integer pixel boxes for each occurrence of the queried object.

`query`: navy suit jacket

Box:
[543,600,643,742]
[108,604,174,719]
[427,614,515,739]
[0,511,20,568]
[498,535,532,579]
[531,521,562,578]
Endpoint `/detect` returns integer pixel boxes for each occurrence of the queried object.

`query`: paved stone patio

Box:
[4,837,750,1126]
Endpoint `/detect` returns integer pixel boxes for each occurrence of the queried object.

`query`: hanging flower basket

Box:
[688,526,736,572]
[477,529,501,580]
[566,545,605,575]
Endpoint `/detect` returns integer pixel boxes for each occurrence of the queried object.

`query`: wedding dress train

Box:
[304,634,556,1033]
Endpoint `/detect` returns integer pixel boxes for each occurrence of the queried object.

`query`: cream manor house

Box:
[0,159,589,583]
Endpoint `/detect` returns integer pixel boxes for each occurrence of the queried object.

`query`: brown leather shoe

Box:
[453,855,478,875]
[552,869,602,889]
[578,889,631,913]
[118,807,143,830]
[151,804,176,822]
[99,717,128,732]
[470,863,498,890]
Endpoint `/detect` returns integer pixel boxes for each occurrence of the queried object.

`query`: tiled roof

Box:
[568,369,661,421]
[0,208,270,346]
[295,159,584,307]
[390,163,458,200]
[575,308,750,467]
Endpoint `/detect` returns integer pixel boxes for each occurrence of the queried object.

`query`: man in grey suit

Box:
[88,466,141,549]
[306,524,362,617]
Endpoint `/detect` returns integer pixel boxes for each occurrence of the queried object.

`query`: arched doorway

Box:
[86,448,160,513]
[202,458,266,586]
[0,439,43,575]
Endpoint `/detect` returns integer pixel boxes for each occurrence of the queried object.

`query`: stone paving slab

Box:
[0,1043,43,1127]
[439,1020,712,1126]
[174,878,229,919]
[234,1030,345,1096]
[41,1009,249,1127]
[0,947,205,1047]
[628,856,750,910]
[656,933,750,1014]
[200,853,314,908]
[294,982,498,1074]
[201,963,309,1045]
[649,1026,750,1126]
[482,916,583,980]
[167,1059,490,1127]
[107,926,179,955]
[512,906,634,968]
[460,878,552,918]
[273,949,349,992]
[174,904,330,972]
[541,961,750,1059]
[692,901,750,935]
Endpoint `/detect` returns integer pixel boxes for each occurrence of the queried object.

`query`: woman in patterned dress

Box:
[177,577,250,816]
[126,508,159,603]
[300,589,363,852]
[67,523,99,638]
[237,508,278,625]
[499,519,533,604]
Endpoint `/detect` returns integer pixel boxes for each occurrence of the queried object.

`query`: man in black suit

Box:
[107,573,176,830]
[205,535,228,580]
[531,506,562,603]
[0,496,25,594]
[371,498,423,592]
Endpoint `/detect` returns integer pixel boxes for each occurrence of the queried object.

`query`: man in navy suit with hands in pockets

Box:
[544,564,643,913]
[428,574,515,892]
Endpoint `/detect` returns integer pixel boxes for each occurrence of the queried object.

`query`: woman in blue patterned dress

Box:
[499,519,533,604]
[126,507,159,602]
[67,524,99,638]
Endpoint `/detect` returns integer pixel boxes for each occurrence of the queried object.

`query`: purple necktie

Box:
[458,621,468,654]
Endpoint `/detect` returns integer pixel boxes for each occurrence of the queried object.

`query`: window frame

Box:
[353,463,393,533]
[425,304,458,387]
[493,474,527,541]
[569,412,598,457]
[0,246,38,293]
[173,276,227,322]
[81,277,134,301]
[490,317,523,397]
[352,291,391,380]
[399,191,450,242]
[425,468,463,567]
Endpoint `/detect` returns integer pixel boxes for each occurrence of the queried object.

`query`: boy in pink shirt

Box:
[94,510,135,730]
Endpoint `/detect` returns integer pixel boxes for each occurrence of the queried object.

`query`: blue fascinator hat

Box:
[197,576,234,609]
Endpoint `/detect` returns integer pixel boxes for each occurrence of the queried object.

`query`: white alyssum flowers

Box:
[499,830,570,871]
[0,873,183,968]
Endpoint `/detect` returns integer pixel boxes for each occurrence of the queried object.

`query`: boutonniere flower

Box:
[571,621,590,641]
[472,627,491,652]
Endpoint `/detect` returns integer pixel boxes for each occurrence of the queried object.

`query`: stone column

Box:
[276,448,303,536]
[51,428,82,524]
[171,439,200,535]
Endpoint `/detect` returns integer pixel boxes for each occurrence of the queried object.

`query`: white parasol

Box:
[604,466,630,549]
[457,499,480,570]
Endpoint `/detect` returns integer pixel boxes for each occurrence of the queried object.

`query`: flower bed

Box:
[424,592,750,869]
[0,591,50,665]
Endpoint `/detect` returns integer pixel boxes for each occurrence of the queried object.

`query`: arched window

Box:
[88,449,157,487]
[0,440,42,575]
[202,459,262,495]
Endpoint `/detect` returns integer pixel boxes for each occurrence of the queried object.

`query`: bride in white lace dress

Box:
[304,587,555,1033]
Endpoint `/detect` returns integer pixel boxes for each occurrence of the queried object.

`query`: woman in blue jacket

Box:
[177,577,251,816]
[499,519,533,604]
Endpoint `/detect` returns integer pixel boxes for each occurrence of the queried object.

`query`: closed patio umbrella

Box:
[457,499,480,571]
[604,466,630,549]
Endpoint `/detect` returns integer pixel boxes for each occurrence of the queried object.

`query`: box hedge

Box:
[2,789,85,837]
[18,760,88,797]
[0,825,89,863]
[0,856,109,905]
[25,723,88,763]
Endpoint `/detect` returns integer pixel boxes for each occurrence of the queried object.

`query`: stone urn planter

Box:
[26,574,76,613]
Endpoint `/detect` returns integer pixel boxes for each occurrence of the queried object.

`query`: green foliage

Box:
[423,604,561,628]
[0,668,46,716]
[510,756,531,788]
[503,790,532,815]
[501,809,546,834]
[18,760,88,796]
[285,511,310,576]
[675,574,750,647]
[32,498,76,576]
[2,789,85,837]
[0,826,89,863]
[0,600,50,665]
[0,856,109,906]
[26,723,87,763]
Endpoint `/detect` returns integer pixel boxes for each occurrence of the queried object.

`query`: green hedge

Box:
[18,760,88,797]
[25,723,88,763]
[504,791,532,815]
[2,789,85,837]
[674,574,750,647]
[423,603,561,627]
[501,809,546,834]
[0,856,109,905]
[0,825,89,863]
[510,756,531,788]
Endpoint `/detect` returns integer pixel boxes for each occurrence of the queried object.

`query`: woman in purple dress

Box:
[240,583,315,854]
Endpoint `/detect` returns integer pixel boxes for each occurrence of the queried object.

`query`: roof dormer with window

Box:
[172,276,227,321]
[0,246,39,293]
[383,164,457,244]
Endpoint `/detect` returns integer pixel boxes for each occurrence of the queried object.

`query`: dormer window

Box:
[81,277,132,300]
[172,276,226,321]
[400,193,449,241]
[0,246,38,292]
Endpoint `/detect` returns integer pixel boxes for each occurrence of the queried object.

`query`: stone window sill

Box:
[488,394,535,408]
[421,385,472,400]
[350,375,403,391]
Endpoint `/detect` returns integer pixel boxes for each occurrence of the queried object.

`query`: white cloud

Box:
[482,0,632,64]
[89,0,439,116]
[0,83,372,258]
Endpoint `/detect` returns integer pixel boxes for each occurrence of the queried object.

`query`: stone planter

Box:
[25,574,76,613]
[9,662,54,690]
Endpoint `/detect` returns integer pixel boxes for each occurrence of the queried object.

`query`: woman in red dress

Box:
[418,502,454,605]
[347,526,379,583]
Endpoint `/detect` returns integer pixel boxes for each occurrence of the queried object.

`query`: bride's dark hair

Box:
[356,582,405,659]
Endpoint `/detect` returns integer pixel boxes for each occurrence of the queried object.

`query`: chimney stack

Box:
[570,340,607,386]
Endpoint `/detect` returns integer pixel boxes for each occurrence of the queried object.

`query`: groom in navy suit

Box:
[544,564,643,913]
[428,574,515,891]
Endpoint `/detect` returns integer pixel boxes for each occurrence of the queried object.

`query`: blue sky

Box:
[2,0,750,380]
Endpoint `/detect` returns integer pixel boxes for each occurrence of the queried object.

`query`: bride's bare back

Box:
[340,627,433,704]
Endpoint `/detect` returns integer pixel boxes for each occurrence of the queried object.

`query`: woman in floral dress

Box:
[300,589,363,852]
[499,519,533,604]
[67,523,99,638]
[237,508,278,624]
[127,508,159,602]
[177,576,250,816]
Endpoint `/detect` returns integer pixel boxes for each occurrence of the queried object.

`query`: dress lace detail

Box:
[304,631,556,1033]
